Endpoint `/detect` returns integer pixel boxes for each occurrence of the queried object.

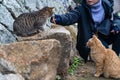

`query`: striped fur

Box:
[13,6,54,37]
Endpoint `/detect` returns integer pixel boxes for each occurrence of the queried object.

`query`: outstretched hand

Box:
[50,16,56,24]
[50,14,61,24]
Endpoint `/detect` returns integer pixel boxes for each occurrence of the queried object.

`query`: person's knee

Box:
[98,37,109,48]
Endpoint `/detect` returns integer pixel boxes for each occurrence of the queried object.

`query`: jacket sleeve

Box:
[108,0,114,7]
[56,6,81,26]
[112,12,120,31]
[103,0,114,8]
[108,0,114,13]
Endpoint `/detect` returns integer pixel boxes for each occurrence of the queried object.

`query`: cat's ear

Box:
[93,34,98,38]
[92,35,97,39]
[93,35,99,42]
[92,35,97,45]
[49,7,54,10]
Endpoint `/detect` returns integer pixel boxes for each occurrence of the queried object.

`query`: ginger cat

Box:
[87,35,120,79]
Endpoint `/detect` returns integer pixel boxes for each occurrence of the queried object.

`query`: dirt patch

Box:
[67,61,115,80]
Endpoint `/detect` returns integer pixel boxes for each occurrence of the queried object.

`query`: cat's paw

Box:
[94,73,100,77]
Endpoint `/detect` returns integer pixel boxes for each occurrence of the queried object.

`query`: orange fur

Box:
[87,35,120,79]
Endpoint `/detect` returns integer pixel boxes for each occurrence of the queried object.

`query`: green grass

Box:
[68,57,83,75]
[56,75,61,80]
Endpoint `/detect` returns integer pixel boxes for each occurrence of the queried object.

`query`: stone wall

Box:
[113,0,120,13]
[0,0,75,44]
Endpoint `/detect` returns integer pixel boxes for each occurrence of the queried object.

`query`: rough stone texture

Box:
[0,0,75,44]
[18,26,72,79]
[0,4,14,31]
[0,73,24,80]
[2,0,27,18]
[45,27,72,79]
[114,0,120,13]
[0,24,16,44]
[0,39,61,80]
[0,0,2,2]
[24,0,39,12]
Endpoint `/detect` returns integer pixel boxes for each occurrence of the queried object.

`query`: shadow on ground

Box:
[67,61,115,80]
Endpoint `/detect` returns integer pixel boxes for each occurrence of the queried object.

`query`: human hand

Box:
[50,14,61,24]
[50,16,56,24]
[111,24,120,34]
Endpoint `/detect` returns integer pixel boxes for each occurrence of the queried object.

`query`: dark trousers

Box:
[98,33,120,56]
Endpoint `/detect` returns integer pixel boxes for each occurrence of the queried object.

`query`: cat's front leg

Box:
[94,62,103,77]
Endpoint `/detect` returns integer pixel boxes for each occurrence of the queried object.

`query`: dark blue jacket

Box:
[54,0,113,61]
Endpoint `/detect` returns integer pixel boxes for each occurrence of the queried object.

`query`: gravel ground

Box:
[67,61,117,80]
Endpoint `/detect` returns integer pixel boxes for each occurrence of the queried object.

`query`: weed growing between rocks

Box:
[68,57,83,75]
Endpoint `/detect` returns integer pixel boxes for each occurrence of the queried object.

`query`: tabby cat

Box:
[87,35,120,79]
[13,6,54,37]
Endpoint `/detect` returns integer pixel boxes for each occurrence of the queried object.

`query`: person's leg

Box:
[98,37,109,48]
[97,32,110,48]
[112,33,120,56]
[99,33,120,56]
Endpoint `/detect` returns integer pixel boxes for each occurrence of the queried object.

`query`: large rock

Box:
[0,39,61,80]
[0,73,24,80]
[18,26,73,79]
[0,4,14,31]
[45,27,72,79]
[2,0,28,18]
[0,24,16,44]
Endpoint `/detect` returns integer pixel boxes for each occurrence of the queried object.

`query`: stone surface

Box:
[0,4,14,31]
[18,26,73,79]
[0,73,24,80]
[45,27,72,78]
[114,0,120,13]
[2,0,27,18]
[0,39,61,80]
[0,24,16,44]
[0,0,2,2]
